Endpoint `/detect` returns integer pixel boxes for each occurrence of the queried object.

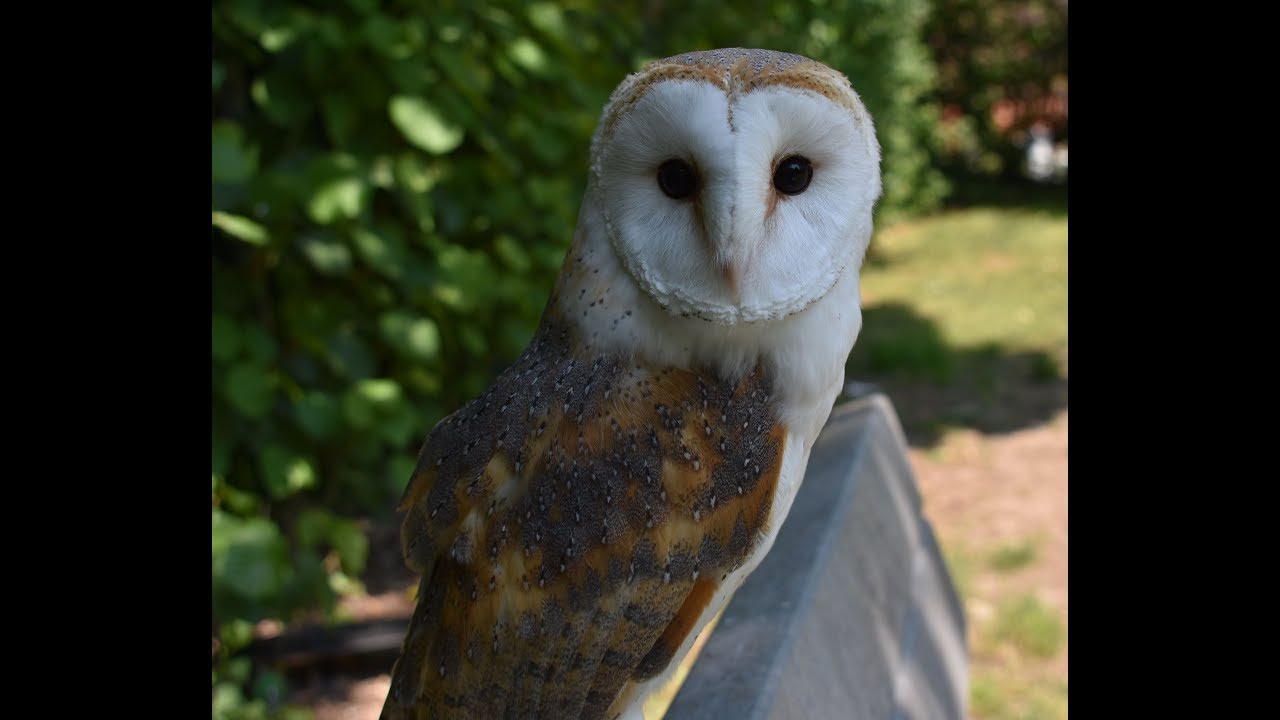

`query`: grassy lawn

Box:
[846,193,1068,446]
[852,192,1068,720]
[862,207,1067,367]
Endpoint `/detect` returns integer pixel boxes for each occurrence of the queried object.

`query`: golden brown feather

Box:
[381,310,787,720]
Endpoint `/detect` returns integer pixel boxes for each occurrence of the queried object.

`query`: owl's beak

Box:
[698,176,741,304]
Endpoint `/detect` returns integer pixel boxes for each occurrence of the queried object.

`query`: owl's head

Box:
[586,48,882,326]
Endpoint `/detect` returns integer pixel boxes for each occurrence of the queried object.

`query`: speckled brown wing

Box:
[381,320,786,720]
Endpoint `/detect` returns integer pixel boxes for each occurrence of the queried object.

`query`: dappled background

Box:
[212,1,1067,718]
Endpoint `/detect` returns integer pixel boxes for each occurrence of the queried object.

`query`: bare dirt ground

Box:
[288,406,1069,720]
[911,411,1069,697]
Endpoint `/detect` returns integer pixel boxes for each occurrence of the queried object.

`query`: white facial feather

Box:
[566,55,882,435]
[730,86,881,312]
[590,78,880,326]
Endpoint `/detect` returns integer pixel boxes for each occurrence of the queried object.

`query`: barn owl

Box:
[382,48,881,720]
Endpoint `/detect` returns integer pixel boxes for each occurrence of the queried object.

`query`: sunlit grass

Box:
[860,205,1069,375]
[988,538,1039,573]
[971,670,1068,720]
[941,543,979,607]
[989,594,1066,660]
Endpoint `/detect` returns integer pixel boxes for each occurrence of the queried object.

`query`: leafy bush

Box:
[924,0,1069,180]
[211,0,944,712]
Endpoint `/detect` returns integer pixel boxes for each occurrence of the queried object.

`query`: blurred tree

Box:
[924,0,1068,182]
[211,1,943,714]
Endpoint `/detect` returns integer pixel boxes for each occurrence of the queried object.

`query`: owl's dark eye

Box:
[773,156,813,195]
[657,159,698,199]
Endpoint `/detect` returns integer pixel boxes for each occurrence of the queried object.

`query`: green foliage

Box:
[212,0,947,711]
[213,657,314,720]
[970,671,1069,720]
[940,543,977,607]
[852,205,1069,377]
[990,594,1066,659]
[988,538,1039,573]
[924,0,1068,179]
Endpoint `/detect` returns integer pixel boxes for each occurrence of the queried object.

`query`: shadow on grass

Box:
[942,174,1068,216]
[842,302,1067,448]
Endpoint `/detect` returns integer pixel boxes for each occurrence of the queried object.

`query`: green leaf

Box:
[342,378,401,429]
[405,367,440,395]
[405,318,440,360]
[294,508,333,549]
[329,519,369,576]
[218,619,255,656]
[212,511,287,600]
[369,155,395,189]
[380,311,440,361]
[493,234,531,273]
[326,330,376,380]
[389,96,464,155]
[211,211,269,246]
[380,402,419,447]
[388,456,418,495]
[224,363,275,418]
[219,483,260,516]
[251,73,310,127]
[240,323,278,365]
[227,659,255,691]
[508,37,548,74]
[221,0,267,35]
[362,14,399,54]
[286,547,335,617]
[212,61,226,92]
[307,176,366,224]
[393,152,437,193]
[430,244,495,311]
[260,445,315,499]
[306,154,368,224]
[258,444,290,498]
[526,3,568,39]
[299,234,353,274]
[351,227,405,279]
[341,388,376,429]
[311,14,348,49]
[286,457,317,494]
[211,313,240,361]
[252,669,288,709]
[357,378,401,406]
[211,121,258,184]
[294,392,341,439]
[211,682,249,720]
[322,94,360,146]
[260,27,296,52]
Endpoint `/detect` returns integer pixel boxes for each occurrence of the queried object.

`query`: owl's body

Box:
[382,49,881,720]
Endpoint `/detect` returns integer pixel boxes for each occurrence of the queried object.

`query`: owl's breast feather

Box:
[385,318,799,719]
